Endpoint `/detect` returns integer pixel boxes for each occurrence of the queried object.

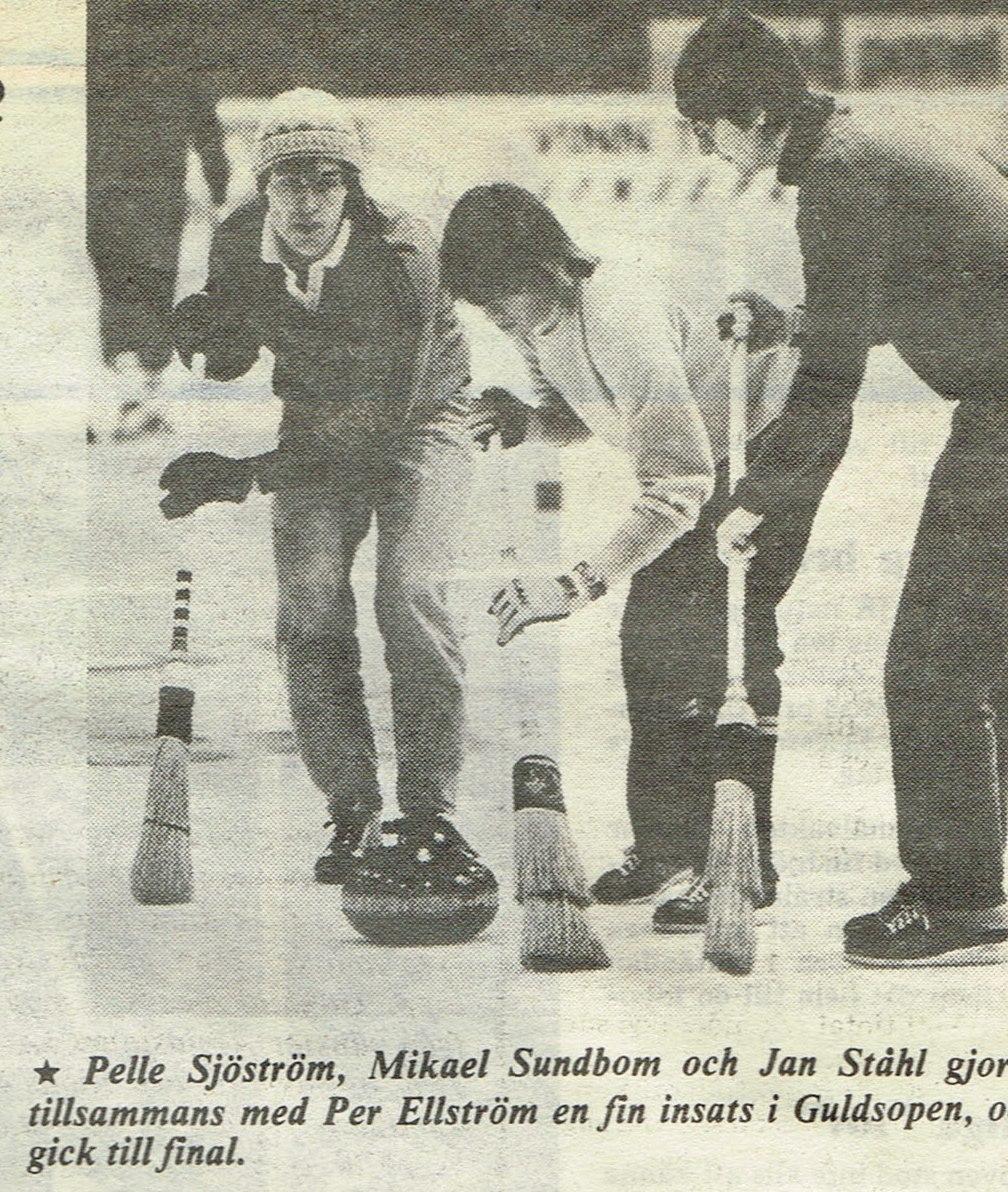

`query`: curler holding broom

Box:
[440,185,811,953]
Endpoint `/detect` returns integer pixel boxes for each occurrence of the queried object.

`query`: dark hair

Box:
[439,183,596,304]
[673,9,809,130]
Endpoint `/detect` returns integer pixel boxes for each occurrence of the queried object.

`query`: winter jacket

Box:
[735,93,1008,515]
[174,198,470,446]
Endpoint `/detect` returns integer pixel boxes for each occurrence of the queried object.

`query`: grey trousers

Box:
[272,422,470,821]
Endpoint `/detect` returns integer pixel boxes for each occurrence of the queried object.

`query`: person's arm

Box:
[187,84,229,208]
[586,338,715,585]
[172,214,261,381]
[528,387,593,445]
[488,333,714,645]
[731,166,890,515]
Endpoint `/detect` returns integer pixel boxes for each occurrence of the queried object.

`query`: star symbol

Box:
[34,1060,59,1085]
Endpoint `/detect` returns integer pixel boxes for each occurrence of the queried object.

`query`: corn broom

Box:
[513,755,610,972]
[130,569,195,904]
[703,306,765,975]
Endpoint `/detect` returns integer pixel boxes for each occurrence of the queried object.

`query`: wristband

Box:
[555,573,580,602]
[571,561,607,601]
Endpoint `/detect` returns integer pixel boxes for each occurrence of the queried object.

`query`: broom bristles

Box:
[521,897,611,972]
[703,778,763,975]
[514,806,590,904]
[131,735,193,905]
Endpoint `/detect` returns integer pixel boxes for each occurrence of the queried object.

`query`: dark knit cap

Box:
[439,183,595,303]
[673,9,809,127]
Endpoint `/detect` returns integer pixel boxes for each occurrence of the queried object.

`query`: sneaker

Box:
[652,871,777,934]
[843,881,922,942]
[314,807,380,885]
[590,847,693,905]
[844,888,1008,968]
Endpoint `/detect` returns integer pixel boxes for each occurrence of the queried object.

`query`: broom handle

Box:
[720,305,754,725]
[168,571,193,661]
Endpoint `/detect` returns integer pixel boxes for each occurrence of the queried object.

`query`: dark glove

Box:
[469,387,530,451]
[159,452,255,519]
[172,292,258,380]
[716,290,789,353]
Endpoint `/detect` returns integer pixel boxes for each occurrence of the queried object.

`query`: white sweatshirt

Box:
[466,261,797,585]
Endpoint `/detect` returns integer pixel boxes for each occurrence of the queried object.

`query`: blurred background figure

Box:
[87,0,229,442]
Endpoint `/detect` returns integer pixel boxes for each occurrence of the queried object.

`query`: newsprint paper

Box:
[3,1,1008,1189]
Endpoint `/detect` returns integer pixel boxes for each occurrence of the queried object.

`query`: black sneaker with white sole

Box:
[844,888,1008,968]
[590,847,693,905]
[652,871,777,934]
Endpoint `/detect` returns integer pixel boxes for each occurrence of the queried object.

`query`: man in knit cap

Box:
[674,10,1008,967]
[163,89,494,899]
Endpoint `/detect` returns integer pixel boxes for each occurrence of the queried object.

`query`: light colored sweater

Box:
[512,262,796,584]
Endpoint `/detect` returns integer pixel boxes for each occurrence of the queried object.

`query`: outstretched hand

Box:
[159,452,255,519]
[488,575,575,646]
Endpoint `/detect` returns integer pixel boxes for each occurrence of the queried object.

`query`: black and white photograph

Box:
[2,1,1007,1187]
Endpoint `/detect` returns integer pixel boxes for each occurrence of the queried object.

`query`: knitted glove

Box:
[172,292,259,381]
[159,452,255,519]
[469,386,531,450]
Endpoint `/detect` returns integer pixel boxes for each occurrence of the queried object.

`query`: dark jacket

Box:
[735,94,1008,515]
[174,198,470,437]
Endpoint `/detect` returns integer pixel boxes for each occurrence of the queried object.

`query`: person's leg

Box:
[849,400,1008,964]
[620,539,722,870]
[272,477,379,826]
[650,458,830,929]
[373,421,470,820]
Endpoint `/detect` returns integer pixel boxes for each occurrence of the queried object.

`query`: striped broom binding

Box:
[158,569,194,742]
[131,567,196,904]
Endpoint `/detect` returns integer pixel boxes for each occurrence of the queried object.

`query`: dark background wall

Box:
[89,1,1008,98]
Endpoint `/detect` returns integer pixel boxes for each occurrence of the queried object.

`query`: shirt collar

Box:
[260,217,353,309]
[776,92,838,187]
[260,216,352,271]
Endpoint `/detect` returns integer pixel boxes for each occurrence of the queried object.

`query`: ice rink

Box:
[3,74,1006,1192]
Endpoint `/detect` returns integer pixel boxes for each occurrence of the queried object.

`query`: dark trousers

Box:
[886,397,1008,905]
[620,428,828,879]
[87,160,188,373]
[272,420,470,822]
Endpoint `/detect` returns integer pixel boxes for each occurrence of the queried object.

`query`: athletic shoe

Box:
[590,847,693,905]
[844,888,1008,967]
[652,871,777,934]
[314,807,380,885]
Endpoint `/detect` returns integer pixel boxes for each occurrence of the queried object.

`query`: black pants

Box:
[886,397,1008,906]
[620,429,828,880]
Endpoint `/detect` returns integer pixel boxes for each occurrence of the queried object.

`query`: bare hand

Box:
[716,507,764,566]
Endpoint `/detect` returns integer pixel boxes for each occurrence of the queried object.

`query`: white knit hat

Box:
[255,88,365,177]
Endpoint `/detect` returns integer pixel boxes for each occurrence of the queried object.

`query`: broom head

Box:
[131,687,194,905]
[521,897,611,972]
[513,755,610,971]
[703,778,764,975]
